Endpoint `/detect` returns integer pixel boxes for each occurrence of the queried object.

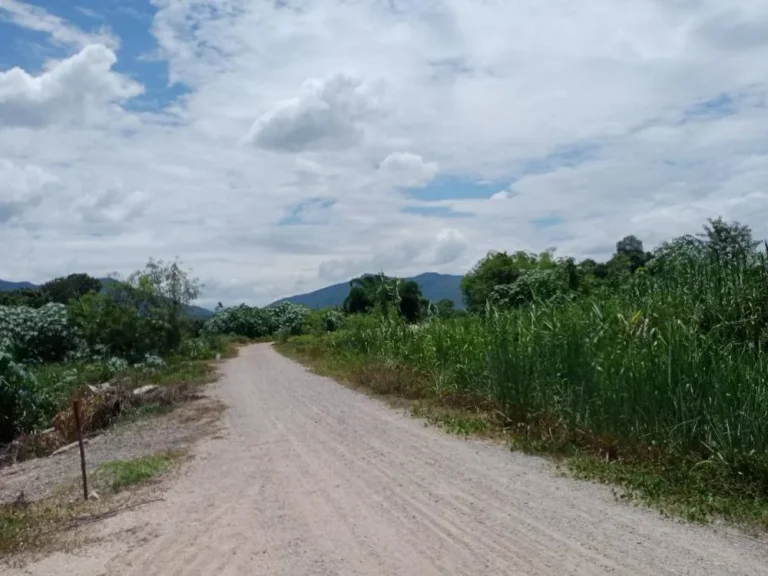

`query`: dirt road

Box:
[9,344,768,575]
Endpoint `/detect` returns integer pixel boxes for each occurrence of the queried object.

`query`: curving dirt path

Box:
[8,344,768,575]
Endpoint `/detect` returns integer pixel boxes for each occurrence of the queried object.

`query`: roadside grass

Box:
[0,452,181,556]
[276,335,768,530]
[0,495,84,556]
[95,453,178,492]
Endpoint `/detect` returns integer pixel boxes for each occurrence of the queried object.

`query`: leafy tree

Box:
[126,258,203,351]
[489,268,568,308]
[397,280,423,323]
[0,288,49,308]
[612,235,651,274]
[344,285,374,315]
[699,217,758,265]
[435,299,456,319]
[461,250,544,313]
[128,258,202,311]
[616,235,644,257]
[41,273,102,305]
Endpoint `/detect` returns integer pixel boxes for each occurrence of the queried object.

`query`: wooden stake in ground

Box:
[72,399,89,501]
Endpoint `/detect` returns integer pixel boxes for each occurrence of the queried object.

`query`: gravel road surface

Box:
[7,344,768,575]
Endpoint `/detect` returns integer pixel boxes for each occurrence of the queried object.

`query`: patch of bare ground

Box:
[0,392,224,560]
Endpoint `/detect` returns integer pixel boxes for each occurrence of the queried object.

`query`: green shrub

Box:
[0,304,76,364]
[0,351,53,443]
[203,302,309,338]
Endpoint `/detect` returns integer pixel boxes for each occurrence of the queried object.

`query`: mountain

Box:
[0,277,213,319]
[0,280,37,291]
[273,272,465,309]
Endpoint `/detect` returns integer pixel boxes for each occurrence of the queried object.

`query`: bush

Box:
[68,290,172,363]
[0,304,76,364]
[203,302,310,338]
[322,310,344,333]
[203,305,272,338]
[0,351,52,443]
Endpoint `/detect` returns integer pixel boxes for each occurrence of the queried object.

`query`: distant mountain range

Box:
[273,272,465,309]
[0,277,214,319]
[0,280,36,291]
[2,271,466,315]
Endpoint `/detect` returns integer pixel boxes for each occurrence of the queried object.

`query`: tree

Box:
[461,250,541,313]
[0,288,49,308]
[616,235,644,257]
[613,235,650,273]
[128,258,202,311]
[435,299,456,319]
[699,217,758,265]
[41,273,102,305]
[127,258,203,352]
[343,285,373,315]
[397,280,423,323]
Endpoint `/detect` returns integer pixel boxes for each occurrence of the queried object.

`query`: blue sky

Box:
[1,0,768,305]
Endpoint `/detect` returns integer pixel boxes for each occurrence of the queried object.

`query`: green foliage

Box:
[203,304,271,338]
[68,288,170,363]
[303,309,345,335]
[321,309,345,332]
[0,351,52,443]
[0,288,49,308]
[461,250,547,313]
[489,267,568,308]
[41,273,102,305]
[203,302,310,339]
[0,274,101,309]
[434,299,456,319]
[0,304,76,364]
[343,273,426,322]
[343,285,373,315]
[329,218,768,478]
[97,454,174,491]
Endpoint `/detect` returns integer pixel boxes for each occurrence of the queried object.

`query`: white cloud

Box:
[246,73,381,152]
[0,159,55,222]
[378,152,438,188]
[77,186,151,225]
[0,0,117,49]
[434,228,468,265]
[2,0,768,305]
[0,44,142,127]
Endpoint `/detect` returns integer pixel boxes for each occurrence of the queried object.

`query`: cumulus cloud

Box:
[0,44,142,128]
[0,159,55,222]
[246,73,380,152]
[77,186,151,225]
[378,152,438,188]
[433,228,468,265]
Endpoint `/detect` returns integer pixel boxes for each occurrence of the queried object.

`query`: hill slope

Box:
[0,280,37,291]
[273,272,464,309]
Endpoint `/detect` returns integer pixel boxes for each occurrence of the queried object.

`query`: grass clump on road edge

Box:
[276,335,768,529]
[96,453,177,492]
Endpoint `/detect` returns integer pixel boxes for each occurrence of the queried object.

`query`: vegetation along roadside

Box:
[277,217,768,530]
[0,259,310,556]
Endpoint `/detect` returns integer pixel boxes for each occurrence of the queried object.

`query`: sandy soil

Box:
[0,398,222,504]
[5,343,768,575]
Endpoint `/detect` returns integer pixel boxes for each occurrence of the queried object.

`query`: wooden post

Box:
[72,399,89,501]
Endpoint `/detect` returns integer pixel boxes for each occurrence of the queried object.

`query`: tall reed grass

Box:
[332,254,768,457]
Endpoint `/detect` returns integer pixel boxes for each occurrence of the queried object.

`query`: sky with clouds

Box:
[1,0,767,306]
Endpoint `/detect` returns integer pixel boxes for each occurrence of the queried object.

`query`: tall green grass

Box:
[331,256,768,459]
